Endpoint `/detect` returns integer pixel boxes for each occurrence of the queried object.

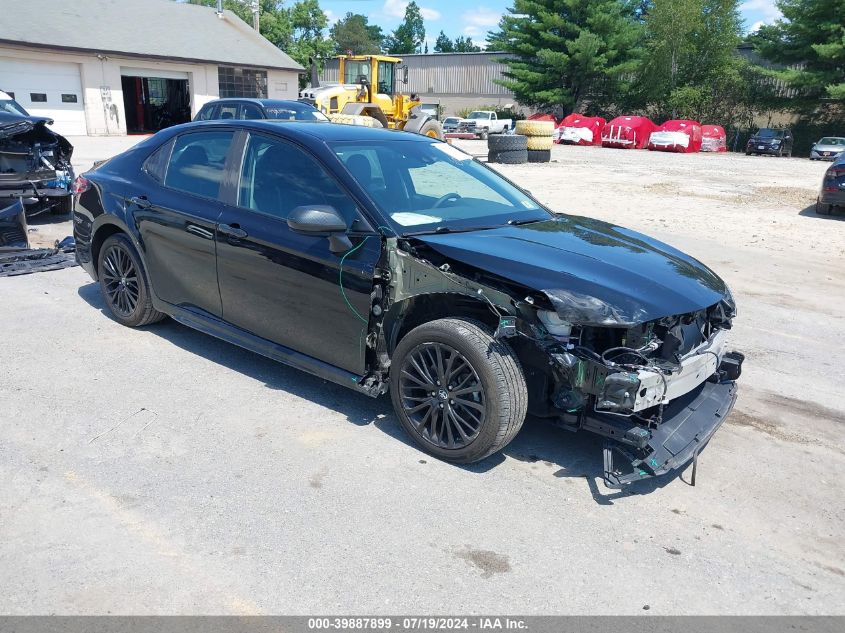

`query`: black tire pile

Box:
[487,134,528,164]
[515,120,554,164]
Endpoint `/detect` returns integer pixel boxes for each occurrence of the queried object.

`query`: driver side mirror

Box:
[287,205,352,254]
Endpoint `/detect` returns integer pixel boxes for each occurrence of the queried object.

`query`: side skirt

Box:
[157,300,382,398]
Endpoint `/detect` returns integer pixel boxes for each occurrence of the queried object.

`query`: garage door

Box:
[0,57,87,135]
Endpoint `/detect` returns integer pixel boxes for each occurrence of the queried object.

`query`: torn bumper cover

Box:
[596,379,738,487]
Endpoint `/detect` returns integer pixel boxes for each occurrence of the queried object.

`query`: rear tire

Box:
[390,318,527,464]
[488,134,527,152]
[816,199,831,215]
[97,233,166,327]
[527,149,551,163]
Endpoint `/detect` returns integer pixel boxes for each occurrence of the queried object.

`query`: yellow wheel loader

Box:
[299,55,444,140]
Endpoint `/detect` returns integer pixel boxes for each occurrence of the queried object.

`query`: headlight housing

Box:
[537,310,572,339]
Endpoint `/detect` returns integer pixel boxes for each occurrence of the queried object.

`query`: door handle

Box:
[218,223,248,239]
[128,196,151,208]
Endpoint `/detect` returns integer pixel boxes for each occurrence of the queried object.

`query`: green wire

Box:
[339,236,370,324]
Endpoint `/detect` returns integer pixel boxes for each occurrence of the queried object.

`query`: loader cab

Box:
[338,55,404,101]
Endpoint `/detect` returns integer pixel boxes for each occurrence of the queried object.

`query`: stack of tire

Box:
[514,120,554,163]
[487,134,528,164]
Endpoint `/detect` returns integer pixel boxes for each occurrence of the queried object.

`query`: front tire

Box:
[418,119,444,140]
[97,233,165,327]
[390,318,527,464]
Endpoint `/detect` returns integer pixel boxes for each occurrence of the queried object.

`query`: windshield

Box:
[444,118,459,124]
[331,139,548,235]
[756,129,784,139]
[468,112,489,119]
[0,99,28,116]
[818,137,845,146]
[265,103,329,121]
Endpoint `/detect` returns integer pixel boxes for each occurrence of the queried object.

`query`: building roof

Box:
[0,0,303,72]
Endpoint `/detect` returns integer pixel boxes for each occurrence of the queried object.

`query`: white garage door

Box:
[0,57,87,135]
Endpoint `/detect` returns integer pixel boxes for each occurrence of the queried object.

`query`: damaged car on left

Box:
[0,93,75,217]
[74,120,743,487]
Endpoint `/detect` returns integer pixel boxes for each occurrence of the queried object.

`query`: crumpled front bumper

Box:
[595,379,738,487]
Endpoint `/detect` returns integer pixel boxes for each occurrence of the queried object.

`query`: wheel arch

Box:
[90,218,140,280]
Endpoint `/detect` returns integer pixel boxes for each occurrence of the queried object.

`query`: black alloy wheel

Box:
[399,342,486,449]
[101,244,140,318]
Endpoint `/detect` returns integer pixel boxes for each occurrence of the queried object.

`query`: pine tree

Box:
[385,2,426,54]
[494,0,643,111]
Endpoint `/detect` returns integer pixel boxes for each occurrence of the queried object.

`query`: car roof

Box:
[169,119,434,143]
[203,98,311,107]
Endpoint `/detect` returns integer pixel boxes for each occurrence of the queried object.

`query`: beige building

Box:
[0,0,302,136]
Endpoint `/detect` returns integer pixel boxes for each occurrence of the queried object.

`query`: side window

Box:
[240,103,263,120]
[195,105,216,121]
[219,103,238,120]
[143,139,174,183]
[164,131,234,200]
[238,134,359,222]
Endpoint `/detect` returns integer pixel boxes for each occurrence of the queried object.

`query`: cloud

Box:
[323,9,337,26]
[748,20,765,33]
[739,0,783,23]
[383,0,440,21]
[461,7,501,37]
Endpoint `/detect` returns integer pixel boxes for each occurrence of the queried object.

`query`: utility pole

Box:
[251,1,259,31]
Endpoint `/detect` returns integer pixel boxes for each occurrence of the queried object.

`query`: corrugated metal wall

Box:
[319,52,513,97]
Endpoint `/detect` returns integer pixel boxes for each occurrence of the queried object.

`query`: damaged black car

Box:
[73,120,742,486]
[0,111,74,216]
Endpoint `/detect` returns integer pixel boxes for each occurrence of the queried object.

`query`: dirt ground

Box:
[2,136,844,614]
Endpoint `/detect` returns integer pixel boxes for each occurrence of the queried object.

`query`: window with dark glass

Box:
[143,139,174,183]
[61,94,78,103]
[164,131,234,200]
[238,134,358,222]
[30,93,47,103]
[218,66,268,99]
[239,103,264,120]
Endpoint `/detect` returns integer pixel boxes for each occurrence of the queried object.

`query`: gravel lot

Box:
[1,136,844,615]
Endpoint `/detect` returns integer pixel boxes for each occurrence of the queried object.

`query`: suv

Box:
[195,98,329,123]
[73,120,742,487]
[0,91,74,216]
[746,128,794,157]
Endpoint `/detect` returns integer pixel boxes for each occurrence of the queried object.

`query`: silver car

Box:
[810,136,845,161]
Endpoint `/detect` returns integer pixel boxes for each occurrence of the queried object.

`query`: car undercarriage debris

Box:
[0,202,77,277]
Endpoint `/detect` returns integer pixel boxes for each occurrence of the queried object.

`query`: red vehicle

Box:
[556,114,606,146]
[648,120,703,153]
[601,116,656,149]
[701,125,728,152]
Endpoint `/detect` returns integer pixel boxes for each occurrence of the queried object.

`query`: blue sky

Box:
[320,0,784,48]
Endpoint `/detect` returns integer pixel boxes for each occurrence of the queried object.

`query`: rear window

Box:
[264,103,329,121]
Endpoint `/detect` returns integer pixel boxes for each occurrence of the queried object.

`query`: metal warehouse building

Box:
[0,0,302,136]
[320,52,515,116]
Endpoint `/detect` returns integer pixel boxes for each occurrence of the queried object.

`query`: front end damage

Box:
[358,228,742,487]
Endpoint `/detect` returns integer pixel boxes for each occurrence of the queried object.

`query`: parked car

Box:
[195,98,330,122]
[810,136,845,161]
[745,128,793,157]
[73,120,742,487]
[457,111,512,139]
[0,103,74,216]
[816,153,845,215]
[442,117,461,133]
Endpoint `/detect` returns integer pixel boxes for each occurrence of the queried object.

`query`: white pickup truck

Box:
[457,111,513,139]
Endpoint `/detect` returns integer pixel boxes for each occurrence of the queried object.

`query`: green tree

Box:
[494,0,643,111]
[454,36,482,53]
[434,31,454,53]
[753,0,845,101]
[385,1,426,54]
[637,0,743,118]
[330,12,383,54]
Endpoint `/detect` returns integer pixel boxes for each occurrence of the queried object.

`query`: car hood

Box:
[0,112,55,139]
[413,216,731,326]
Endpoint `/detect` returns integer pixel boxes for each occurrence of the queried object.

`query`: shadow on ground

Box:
[798,203,845,220]
[78,281,688,503]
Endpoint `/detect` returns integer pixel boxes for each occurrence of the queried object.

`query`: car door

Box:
[133,129,236,317]
[215,131,381,375]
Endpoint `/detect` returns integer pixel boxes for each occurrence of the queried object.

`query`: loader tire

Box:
[489,149,528,165]
[515,120,555,137]
[526,135,554,150]
[418,119,444,140]
[527,149,551,163]
[487,134,527,152]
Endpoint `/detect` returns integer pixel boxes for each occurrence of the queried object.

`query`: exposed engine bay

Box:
[358,229,743,487]
[0,113,74,213]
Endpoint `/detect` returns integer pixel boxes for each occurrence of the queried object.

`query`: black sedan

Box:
[73,120,742,486]
[817,154,845,215]
[194,98,329,122]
